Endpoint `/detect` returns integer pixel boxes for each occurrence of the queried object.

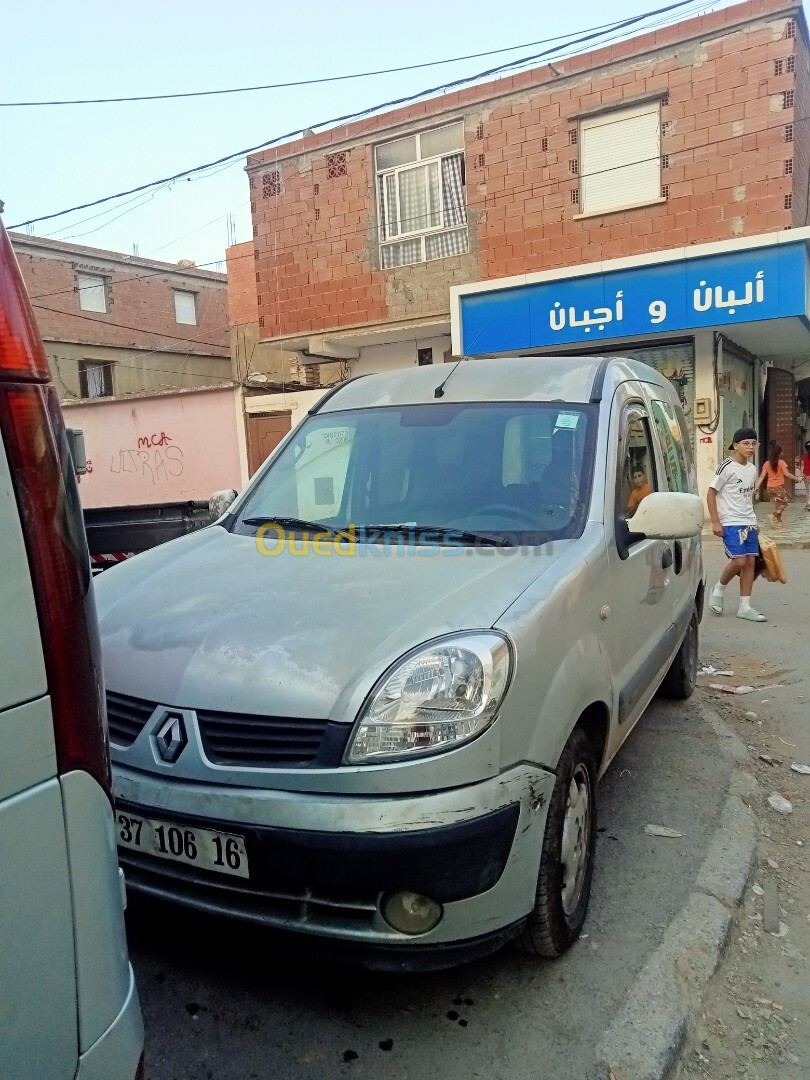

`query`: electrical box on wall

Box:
[694,397,713,422]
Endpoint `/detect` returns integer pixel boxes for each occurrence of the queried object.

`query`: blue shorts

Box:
[723,525,760,558]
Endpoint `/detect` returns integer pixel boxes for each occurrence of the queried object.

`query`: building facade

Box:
[239,0,810,492]
[11,233,232,400]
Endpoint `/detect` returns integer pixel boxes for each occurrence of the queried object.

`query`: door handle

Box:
[661,546,674,569]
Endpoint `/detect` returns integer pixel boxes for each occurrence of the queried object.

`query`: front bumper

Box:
[114,763,554,968]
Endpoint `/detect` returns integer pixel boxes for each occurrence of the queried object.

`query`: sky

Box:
[1,0,740,270]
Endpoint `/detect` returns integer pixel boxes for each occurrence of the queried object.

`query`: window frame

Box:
[78,360,114,399]
[615,403,658,557]
[173,289,198,326]
[375,123,468,268]
[76,272,108,313]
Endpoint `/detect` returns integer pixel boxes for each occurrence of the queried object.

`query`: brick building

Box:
[234,0,810,491]
[11,233,232,400]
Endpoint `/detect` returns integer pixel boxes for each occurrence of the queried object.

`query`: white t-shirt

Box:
[709,458,757,526]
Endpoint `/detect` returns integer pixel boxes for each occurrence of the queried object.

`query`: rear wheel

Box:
[517,727,597,958]
[659,607,698,700]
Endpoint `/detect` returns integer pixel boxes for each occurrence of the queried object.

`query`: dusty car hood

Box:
[95,525,568,721]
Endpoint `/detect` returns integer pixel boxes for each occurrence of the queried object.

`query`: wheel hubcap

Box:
[560,764,591,916]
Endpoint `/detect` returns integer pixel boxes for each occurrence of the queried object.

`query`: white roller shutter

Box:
[580,101,661,215]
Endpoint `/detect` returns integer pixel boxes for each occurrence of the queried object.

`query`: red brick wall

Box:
[226,241,260,326]
[13,238,229,355]
[248,0,802,342]
[791,17,810,225]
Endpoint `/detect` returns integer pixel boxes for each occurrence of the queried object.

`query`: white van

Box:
[0,220,144,1077]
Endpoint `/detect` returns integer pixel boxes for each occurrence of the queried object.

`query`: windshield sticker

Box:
[554,412,580,430]
[322,429,351,446]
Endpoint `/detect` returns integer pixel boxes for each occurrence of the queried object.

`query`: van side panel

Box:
[60,770,135,1052]
[0,775,77,1080]
[0,436,47,710]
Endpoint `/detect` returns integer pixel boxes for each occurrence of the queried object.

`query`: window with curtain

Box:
[78,361,113,398]
[579,100,661,216]
[375,122,469,269]
[77,272,108,313]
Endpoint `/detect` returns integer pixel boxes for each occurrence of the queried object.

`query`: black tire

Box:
[659,607,698,700]
[516,727,597,958]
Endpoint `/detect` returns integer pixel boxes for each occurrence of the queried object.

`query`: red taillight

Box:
[0,222,111,801]
[0,226,50,382]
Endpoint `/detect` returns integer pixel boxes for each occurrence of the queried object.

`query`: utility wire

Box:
[18,106,796,306]
[0,15,680,107]
[7,1,698,231]
[30,302,230,351]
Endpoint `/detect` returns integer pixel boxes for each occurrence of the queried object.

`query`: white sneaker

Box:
[709,586,725,615]
[736,607,766,622]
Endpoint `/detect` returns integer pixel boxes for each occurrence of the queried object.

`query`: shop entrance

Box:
[763,367,797,496]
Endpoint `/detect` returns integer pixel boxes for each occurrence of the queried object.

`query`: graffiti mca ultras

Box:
[96,355,705,971]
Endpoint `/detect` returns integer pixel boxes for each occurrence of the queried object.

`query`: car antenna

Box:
[434,358,465,398]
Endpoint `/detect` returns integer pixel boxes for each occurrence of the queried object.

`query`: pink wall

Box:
[63,387,242,509]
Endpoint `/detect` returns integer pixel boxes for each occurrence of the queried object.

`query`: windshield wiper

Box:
[240,516,341,536]
[358,523,514,547]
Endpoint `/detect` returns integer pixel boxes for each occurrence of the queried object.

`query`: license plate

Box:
[116,811,249,879]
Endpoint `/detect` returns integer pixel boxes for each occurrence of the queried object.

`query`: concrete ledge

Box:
[598,893,733,1080]
[596,705,759,1080]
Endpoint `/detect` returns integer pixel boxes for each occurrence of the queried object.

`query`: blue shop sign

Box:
[458,242,809,355]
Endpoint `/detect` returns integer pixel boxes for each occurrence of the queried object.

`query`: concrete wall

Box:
[348,335,452,377]
[49,340,232,399]
[248,0,801,346]
[63,387,242,508]
[243,388,330,430]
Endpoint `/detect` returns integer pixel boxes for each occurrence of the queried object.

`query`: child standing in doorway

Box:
[756,442,801,527]
[707,427,765,622]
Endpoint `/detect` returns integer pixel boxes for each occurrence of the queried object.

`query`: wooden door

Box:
[764,367,796,497]
[246,412,292,477]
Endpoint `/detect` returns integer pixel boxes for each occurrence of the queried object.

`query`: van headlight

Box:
[345,632,512,764]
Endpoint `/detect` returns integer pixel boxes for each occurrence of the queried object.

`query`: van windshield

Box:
[234,401,598,543]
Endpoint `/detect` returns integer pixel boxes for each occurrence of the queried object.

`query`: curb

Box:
[596,702,759,1080]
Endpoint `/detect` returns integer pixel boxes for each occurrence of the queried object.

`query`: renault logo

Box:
[154,713,188,764]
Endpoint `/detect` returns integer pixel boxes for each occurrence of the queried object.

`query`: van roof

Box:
[316,354,675,412]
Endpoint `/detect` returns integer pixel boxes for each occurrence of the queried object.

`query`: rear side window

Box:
[650,399,692,493]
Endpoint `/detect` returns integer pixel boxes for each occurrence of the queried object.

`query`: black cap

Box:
[729,426,758,450]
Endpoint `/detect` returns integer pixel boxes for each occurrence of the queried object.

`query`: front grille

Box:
[105,691,345,767]
[107,691,155,747]
[196,710,330,767]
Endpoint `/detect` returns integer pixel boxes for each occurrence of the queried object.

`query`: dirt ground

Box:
[678,641,809,1080]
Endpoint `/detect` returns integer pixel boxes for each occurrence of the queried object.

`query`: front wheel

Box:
[517,727,597,958]
[659,607,698,700]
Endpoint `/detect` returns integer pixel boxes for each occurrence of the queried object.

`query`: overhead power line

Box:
[0,17,679,108]
[7,1,697,231]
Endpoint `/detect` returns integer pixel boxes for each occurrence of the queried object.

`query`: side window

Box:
[617,408,658,522]
[650,399,691,493]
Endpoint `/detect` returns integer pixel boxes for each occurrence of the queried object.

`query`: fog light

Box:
[381,891,443,935]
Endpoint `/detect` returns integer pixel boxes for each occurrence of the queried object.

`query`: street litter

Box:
[699,665,734,676]
[778,737,797,747]
[644,824,683,837]
[767,793,793,814]
[767,859,779,869]
[790,763,810,775]
[752,884,764,896]
[745,711,758,719]
[770,922,789,938]
[759,754,779,766]
[709,683,755,694]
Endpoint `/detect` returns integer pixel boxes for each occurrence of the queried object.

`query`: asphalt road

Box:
[127,658,736,1080]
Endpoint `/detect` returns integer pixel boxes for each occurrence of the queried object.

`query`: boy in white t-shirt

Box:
[707,426,765,622]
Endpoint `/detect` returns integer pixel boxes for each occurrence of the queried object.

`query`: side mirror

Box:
[209,488,238,520]
[65,428,87,475]
[629,491,704,539]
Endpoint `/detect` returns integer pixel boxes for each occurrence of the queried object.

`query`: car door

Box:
[646,392,702,630]
[604,395,676,747]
